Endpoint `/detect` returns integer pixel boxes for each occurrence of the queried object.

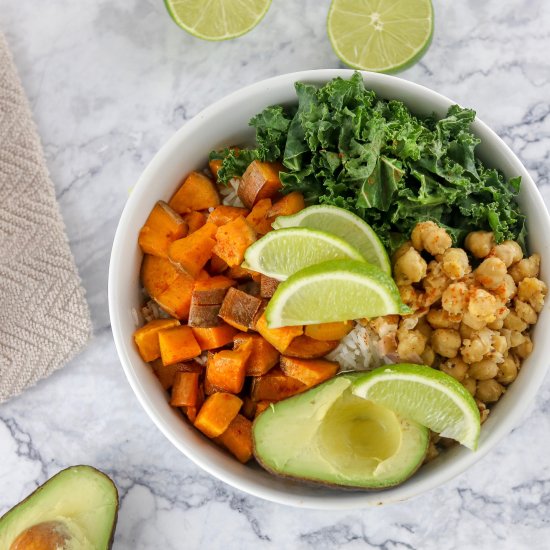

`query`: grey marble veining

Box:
[1,0,550,548]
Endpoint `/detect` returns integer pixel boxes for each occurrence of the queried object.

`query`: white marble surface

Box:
[1,0,550,547]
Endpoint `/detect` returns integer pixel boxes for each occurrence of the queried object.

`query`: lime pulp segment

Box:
[352,364,481,450]
[327,0,434,73]
[165,0,272,41]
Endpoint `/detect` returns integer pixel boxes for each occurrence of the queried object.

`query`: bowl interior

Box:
[109,70,550,509]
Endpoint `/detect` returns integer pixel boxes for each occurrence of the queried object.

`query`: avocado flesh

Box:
[0,466,118,550]
[253,375,429,488]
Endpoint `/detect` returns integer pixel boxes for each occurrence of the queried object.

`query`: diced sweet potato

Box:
[226,265,261,282]
[192,324,238,350]
[254,400,274,417]
[260,274,279,298]
[212,216,257,267]
[184,383,204,423]
[250,368,307,401]
[133,318,180,362]
[169,171,220,213]
[188,304,221,327]
[241,396,257,419]
[154,274,195,320]
[267,191,305,222]
[192,275,235,305]
[209,158,223,180]
[214,414,253,463]
[205,340,252,394]
[284,335,340,358]
[159,326,201,365]
[204,376,222,396]
[304,321,354,341]
[208,205,250,227]
[141,255,180,299]
[238,160,283,208]
[233,332,279,376]
[218,287,262,331]
[168,222,218,278]
[194,392,243,438]
[209,253,229,274]
[255,313,303,353]
[138,201,188,258]
[245,198,273,235]
[280,356,339,388]
[170,371,200,407]
[150,359,182,390]
[183,211,207,234]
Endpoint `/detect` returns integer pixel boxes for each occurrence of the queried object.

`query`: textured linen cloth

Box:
[0,33,92,402]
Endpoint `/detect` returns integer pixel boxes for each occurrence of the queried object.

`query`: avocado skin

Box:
[0,465,119,550]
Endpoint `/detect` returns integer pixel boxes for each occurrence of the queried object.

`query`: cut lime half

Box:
[327,0,434,73]
[165,0,272,41]
[352,364,481,450]
[272,205,391,275]
[265,259,407,327]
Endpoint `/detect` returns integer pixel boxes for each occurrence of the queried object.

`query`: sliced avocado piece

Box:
[252,374,429,489]
[0,465,118,550]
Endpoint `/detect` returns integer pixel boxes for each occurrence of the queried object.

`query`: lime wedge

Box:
[272,205,391,275]
[327,0,434,73]
[352,364,481,450]
[243,227,365,281]
[265,259,407,327]
[164,0,271,41]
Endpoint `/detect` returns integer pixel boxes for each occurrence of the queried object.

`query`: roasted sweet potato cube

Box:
[192,275,235,305]
[150,359,182,390]
[226,265,261,282]
[238,160,283,208]
[260,274,279,298]
[267,191,305,222]
[209,158,223,180]
[138,201,188,258]
[133,318,180,362]
[154,274,195,320]
[250,368,307,401]
[304,321,354,341]
[280,356,339,388]
[170,371,200,407]
[140,255,181,299]
[241,396,257,420]
[209,253,229,274]
[184,383,205,423]
[208,205,250,227]
[212,216,257,267]
[214,414,253,463]
[194,392,243,438]
[183,211,207,234]
[169,171,220,213]
[245,198,273,235]
[204,375,222,396]
[168,222,218,278]
[233,332,279,376]
[284,335,340,358]
[255,313,303,353]
[159,326,201,365]
[254,400,274,417]
[205,341,252,394]
[218,287,262,331]
[191,324,239,350]
[188,304,221,327]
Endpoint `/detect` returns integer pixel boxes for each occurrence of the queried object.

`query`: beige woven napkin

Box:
[0,33,92,402]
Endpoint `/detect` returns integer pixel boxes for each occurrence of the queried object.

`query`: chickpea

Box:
[491,333,508,355]
[503,310,528,332]
[399,285,423,311]
[427,308,460,330]
[514,335,533,359]
[468,288,497,321]
[462,376,477,396]
[442,248,471,279]
[465,231,495,259]
[492,274,517,304]
[393,247,428,285]
[441,282,469,316]
[514,299,538,325]
[397,329,427,361]
[490,240,523,267]
[423,260,451,305]
[431,328,461,358]
[460,322,476,340]
[425,441,440,463]
[416,317,433,340]
[478,402,490,424]
[411,221,452,255]
[497,355,518,385]
[421,345,436,367]
[468,359,499,380]
[509,330,525,348]
[393,240,414,262]
[369,315,400,337]
[474,257,507,290]
[476,379,505,403]
[508,254,541,283]
[439,357,469,381]
[517,277,547,313]
[462,311,487,330]
[461,333,492,364]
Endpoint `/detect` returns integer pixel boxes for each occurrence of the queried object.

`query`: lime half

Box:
[243,227,365,280]
[165,0,272,41]
[327,0,434,73]
[265,259,406,327]
[353,364,481,450]
[272,205,391,275]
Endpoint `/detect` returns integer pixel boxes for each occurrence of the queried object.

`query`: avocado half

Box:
[0,465,118,550]
[252,374,429,489]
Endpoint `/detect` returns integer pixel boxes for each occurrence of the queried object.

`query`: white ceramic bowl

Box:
[109,69,550,509]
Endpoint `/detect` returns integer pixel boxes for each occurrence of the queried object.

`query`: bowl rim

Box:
[109,69,550,509]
